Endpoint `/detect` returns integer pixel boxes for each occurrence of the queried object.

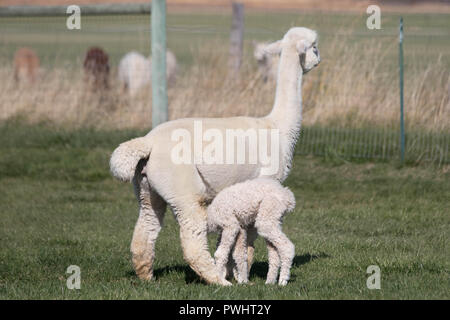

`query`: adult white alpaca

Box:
[118,50,177,96]
[253,41,280,82]
[118,51,149,96]
[208,178,296,285]
[110,27,320,285]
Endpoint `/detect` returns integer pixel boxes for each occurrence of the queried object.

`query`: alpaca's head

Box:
[265,27,320,74]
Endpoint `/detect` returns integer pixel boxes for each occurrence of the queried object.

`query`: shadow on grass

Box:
[154,264,201,284]
[250,252,330,281]
[126,265,201,284]
[126,252,330,284]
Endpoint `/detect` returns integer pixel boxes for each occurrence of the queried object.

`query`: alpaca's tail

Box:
[110,136,152,182]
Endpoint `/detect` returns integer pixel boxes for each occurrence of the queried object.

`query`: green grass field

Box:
[0,122,448,299]
[0,8,449,299]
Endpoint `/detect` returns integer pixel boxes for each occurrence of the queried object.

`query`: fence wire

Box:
[0,7,449,164]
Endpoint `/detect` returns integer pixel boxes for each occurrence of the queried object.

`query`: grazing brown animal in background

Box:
[13,48,40,84]
[83,47,110,90]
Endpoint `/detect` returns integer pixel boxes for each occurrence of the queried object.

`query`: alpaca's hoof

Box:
[135,269,154,281]
[137,273,153,281]
[265,279,277,285]
[220,279,232,286]
[134,266,154,281]
[237,278,249,285]
[278,279,288,286]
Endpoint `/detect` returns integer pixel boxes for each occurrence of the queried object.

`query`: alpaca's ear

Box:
[296,40,312,54]
[264,40,282,55]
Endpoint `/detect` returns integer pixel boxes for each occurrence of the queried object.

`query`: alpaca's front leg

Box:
[131,175,166,281]
[176,202,231,286]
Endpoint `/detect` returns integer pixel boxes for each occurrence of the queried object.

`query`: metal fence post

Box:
[399,17,405,163]
[229,2,244,73]
[151,0,168,128]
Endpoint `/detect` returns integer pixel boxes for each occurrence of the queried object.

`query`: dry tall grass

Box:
[1,37,448,132]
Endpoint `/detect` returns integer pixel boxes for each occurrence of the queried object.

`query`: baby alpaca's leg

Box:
[259,224,294,285]
[277,235,295,286]
[265,226,294,286]
[214,222,240,281]
[217,232,236,280]
[278,233,295,286]
[256,205,295,286]
[231,228,248,283]
[265,240,280,284]
[228,227,256,281]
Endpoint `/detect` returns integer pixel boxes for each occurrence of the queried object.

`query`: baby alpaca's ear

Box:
[264,40,282,55]
[296,40,312,54]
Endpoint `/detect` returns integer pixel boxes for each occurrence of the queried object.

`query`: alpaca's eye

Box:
[313,47,318,56]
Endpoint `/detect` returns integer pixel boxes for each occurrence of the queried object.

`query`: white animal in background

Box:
[118,50,177,96]
[207,178,296,285]
[253,41,280,82]
[118,51,150,96]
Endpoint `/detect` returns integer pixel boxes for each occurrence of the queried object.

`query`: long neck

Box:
[267,44,303,134]
[265,43,304,180]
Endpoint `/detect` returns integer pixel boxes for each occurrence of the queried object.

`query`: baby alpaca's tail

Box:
[110,136,152,182]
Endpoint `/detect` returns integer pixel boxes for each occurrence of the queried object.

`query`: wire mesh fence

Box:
[297,126,450,164]
[0,4,449,164]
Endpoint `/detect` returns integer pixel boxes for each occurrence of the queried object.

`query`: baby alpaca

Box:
[207,178,296,285]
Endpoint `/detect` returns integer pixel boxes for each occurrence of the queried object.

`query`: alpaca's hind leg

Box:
[265,240,281,284]
[131,175,166,281]
[231,229,248,284]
